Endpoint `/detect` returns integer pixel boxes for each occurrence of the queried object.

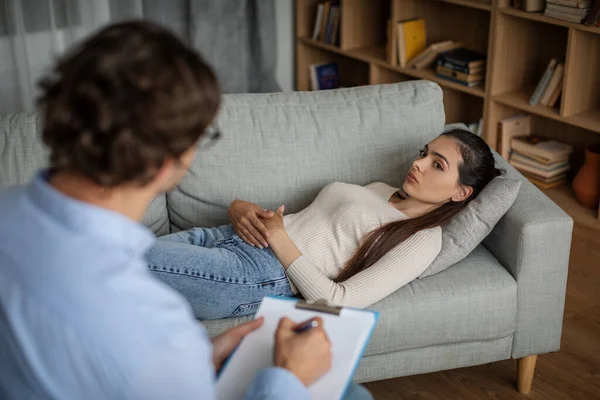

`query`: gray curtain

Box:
[108,0,281,93]
[0,0,279,113]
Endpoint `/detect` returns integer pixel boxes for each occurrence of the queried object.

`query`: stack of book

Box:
[529,57,564,108]
[509,135,574,190]
[311,1,340,46]
[436,48,486,88]
[544,0,592,23]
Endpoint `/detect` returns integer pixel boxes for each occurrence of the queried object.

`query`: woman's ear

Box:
[452,185,473,203]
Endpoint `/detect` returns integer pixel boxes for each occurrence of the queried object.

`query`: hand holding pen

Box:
[274,316,332,387]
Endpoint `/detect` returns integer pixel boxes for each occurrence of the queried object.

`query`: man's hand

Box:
[274,317,332,387]
[211,317,264,371]
[228,200,274,249]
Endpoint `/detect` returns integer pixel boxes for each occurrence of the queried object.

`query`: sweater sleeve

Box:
[285,227,442,308]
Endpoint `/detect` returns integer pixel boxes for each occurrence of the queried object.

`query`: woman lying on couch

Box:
[146,129,502,320]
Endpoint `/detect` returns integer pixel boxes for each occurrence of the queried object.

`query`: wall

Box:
[275,0,294,92]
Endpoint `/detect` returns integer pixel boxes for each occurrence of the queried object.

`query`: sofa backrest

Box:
[0,81,445,235]
[169,81,445,231]
[0,113,170,236]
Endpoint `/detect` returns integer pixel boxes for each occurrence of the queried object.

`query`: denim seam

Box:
[148,265,289,287]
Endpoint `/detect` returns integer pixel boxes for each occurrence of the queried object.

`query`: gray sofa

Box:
[0,81,572,391]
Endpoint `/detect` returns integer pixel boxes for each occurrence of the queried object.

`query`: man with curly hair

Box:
[0,20,373,400]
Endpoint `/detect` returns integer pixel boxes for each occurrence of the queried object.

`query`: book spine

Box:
[529,60,556,106]
[312,5,324,41]
[437,60,483,74]
[436,73,483,87]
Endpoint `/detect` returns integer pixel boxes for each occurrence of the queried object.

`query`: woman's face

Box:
[402,135,472,205]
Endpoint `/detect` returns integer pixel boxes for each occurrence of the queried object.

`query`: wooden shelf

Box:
[545,185,600,231]
[300,38,485,98]
[493,88,600,134]
[568,109,600,134]
[498,7,600,35]
[296,0,600,149]
[493,87,561,121]
[436,0,492,11]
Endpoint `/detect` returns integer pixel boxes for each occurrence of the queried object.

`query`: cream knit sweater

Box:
[282,182,442,309]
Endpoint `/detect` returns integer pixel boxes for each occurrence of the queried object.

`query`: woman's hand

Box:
[228,200,275,249]
[260,205,285,235]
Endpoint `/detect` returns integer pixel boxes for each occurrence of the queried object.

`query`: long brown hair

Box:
[334,129,502,283]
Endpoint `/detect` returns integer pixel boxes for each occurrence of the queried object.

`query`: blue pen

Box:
[294,319,319,334]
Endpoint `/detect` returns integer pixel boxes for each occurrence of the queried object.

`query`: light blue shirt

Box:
[0,172,309,400]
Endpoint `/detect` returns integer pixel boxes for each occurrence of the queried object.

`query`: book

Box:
[216,297,379,400]
[510,151,569,170]
[329,6,341,45]
[436,73,484,87]
[319,2,332,42]
[540,63,564,106]
[584,0,600,25]
[498,114,531,159]
[324,5,340,45]
[547,76,563,108]
[529,58,558,106]
[406,40,462,69]
[386,19,397,66]
[511,135,573,164]
[545,4,591,15]
[396,18,427,67]
[547,0,592,8]
[437,61,485,75]
[312,4,324,40]
[309,62,340,91]
[437,47,487,70]
[545,3,591,22]
[436,65,485,82]
[521,172,568,190]
[509,159,570,178]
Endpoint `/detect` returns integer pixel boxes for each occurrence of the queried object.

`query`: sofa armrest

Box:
[482,155,573,359]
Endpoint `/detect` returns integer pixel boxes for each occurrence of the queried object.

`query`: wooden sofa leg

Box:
[517,355,538,394]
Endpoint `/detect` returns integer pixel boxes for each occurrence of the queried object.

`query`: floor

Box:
[364,224,600,400]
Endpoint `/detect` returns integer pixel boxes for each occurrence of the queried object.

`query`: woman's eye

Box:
[434,162,443,171]
[419,149,426,157]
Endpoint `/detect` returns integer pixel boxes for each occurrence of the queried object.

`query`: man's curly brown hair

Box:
[37,20,220,187]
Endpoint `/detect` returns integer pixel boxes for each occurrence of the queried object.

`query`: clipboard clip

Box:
[295,299,342,316]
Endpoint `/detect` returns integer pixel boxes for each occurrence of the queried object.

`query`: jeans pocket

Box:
[229,300,263,317]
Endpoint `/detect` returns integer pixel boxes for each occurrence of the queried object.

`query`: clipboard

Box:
[216,296,379,400]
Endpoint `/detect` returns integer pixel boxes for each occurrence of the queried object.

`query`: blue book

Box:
[310,62,340,91]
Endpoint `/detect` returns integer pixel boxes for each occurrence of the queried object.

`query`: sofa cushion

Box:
[166,81,445,231]
[203,244,517,355]
[418,176,522,279]
[0,113,170,236]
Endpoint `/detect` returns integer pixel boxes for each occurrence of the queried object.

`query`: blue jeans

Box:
[146,224,294,320]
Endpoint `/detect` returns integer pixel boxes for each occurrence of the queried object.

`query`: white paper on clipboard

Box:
[216,296,379,400]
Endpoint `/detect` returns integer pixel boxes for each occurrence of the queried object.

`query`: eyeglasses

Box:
[198,128,222,151]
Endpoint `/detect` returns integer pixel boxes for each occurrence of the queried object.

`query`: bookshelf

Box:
[296,0,600,225]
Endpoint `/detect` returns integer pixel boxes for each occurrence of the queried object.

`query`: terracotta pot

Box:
[572,145,600,209]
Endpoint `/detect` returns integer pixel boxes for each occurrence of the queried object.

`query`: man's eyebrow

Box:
[425,144,450,167]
